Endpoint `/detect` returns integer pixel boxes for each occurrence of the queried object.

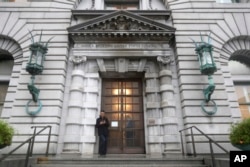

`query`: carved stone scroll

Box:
[157,55,173,70]
[70,55,87,65]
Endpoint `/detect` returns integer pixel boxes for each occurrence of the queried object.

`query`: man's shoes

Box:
[98,154,106,158]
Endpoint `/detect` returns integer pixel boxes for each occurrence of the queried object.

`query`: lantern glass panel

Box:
[30,51,36,64]
[202,51,213,65]
[36,50,43,66]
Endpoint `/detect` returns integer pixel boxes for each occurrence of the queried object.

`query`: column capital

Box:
[70,55,87,65]
[157,55,173,70]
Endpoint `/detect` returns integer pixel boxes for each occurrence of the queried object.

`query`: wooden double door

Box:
[102,79,145,154]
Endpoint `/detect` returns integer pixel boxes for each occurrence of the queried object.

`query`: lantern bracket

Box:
[27,76,40,103]
[26,75,41,116]
[203,75,215,102]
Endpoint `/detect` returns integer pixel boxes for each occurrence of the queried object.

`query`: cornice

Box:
[72,10,171,19]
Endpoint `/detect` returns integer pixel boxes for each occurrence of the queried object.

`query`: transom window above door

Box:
[105,0,139,10]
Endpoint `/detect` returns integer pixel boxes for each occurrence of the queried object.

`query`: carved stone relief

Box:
[70,55,87,65]
[157,55,173,70]
[149,0,153,10]
[82,16,159,31]
[91,0,95,9]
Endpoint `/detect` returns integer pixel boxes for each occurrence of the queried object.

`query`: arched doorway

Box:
[0,36,23,118]
[220,37,250,119]
[229,55,250,119]
[0,50,14,116]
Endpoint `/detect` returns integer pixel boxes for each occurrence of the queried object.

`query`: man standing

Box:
[95,110,109,156]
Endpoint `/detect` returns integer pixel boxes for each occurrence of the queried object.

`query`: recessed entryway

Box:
[101,79,145,154]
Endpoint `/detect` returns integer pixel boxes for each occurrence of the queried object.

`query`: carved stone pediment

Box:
[76,15,163,31]
[68,10,175,42]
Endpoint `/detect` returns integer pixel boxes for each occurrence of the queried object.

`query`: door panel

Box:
[102,79,145,154]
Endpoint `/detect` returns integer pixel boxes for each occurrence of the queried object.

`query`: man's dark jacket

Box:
[95,116,110,136]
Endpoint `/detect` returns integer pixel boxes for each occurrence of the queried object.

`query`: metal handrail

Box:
[0,125,52,167]
[179,126,229,167]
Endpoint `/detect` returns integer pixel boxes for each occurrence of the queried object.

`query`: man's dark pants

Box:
[99,134,108,155]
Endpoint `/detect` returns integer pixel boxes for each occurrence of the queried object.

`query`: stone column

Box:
[157,55,180,155]
[145,72,162,154]
[81,73,100,154]
[63,55,86,153]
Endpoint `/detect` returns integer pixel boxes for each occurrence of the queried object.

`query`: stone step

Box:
[33,165,209,167]
[31,156,209,167]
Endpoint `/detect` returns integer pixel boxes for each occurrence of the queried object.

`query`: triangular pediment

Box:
[68,10,175,42]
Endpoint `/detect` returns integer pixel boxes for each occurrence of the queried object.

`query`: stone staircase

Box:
[31,155,210,167]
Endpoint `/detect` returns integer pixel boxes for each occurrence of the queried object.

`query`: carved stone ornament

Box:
[91,0,95,9]
[70,55,87,65]
[157,55,173,69]
[88,16,158,31]
[157,55,172,64]
[149,0,153,10]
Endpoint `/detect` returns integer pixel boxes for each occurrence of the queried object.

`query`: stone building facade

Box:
[0,0,249,155]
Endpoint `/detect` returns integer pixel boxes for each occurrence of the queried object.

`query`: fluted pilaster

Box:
[81,73,100,154]
[63,55,87,153]
[157,55,180,154]
[145,72,162,153]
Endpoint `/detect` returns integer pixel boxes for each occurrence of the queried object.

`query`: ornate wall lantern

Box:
[192,33,217,115]
[25,31,52,116]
